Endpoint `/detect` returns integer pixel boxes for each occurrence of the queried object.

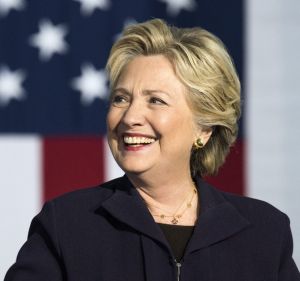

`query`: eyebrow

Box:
[113,87,171,97]
[112,87,130,96]
[145,89,171,97]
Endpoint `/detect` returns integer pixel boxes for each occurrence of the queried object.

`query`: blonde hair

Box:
[106,19,241,177]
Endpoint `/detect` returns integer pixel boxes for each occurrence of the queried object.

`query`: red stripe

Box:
[43,136,105,202]
[205,139,244,195]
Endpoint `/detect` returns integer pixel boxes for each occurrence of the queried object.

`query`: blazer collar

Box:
[100,176,166,244]
[98,175,251,252]
[185,177,251,254]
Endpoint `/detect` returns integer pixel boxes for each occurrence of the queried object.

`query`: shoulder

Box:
[220,188,286,217]
[204,184,293,258]
[199,178,288,225]
[218,187,290,230]
[44,176,126,213]
[202,183,300,277]
[31,176,129,236]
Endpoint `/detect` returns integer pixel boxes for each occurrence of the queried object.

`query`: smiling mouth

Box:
[123,136,156,147]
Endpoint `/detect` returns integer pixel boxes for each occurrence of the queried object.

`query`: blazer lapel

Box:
[99,176,168,247]
[185,178,251,254]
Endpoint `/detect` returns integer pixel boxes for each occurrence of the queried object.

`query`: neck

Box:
[126,171,196,209]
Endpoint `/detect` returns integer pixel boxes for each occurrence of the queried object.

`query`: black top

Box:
[158,223,195,261]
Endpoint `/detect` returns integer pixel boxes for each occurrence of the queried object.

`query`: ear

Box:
[196,126,213,146]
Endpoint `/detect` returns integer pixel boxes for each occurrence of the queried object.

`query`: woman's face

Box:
[107,55,204,177]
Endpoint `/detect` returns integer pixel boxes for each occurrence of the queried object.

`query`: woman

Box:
[5,19,300,281]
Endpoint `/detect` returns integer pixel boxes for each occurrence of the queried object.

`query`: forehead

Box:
[116,55,186,94]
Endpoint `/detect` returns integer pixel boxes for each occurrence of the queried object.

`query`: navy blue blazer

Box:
[5,176,300,281]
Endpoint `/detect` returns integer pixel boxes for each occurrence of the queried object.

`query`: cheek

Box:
[158,112,195,135]
[106,111,120,150]
[153,114,176,139]
[155,109,183,126]
[106,109,119,133]
[157,113,196,153]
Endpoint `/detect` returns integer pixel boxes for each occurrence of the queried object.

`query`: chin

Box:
[116,158,152,175]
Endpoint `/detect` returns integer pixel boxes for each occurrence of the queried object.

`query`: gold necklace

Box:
[145,187,197,225]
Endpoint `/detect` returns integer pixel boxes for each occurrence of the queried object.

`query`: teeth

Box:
[123,136,155,145]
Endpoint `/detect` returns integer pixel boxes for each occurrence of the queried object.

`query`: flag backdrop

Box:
[0,0,299,278]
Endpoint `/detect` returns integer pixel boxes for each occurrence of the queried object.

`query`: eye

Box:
[149,97,167,105]
[110,94,128,106]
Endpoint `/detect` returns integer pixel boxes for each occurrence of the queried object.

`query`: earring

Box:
[194,138,204,149]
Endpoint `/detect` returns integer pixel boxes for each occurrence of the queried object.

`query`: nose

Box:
[121,99,145,127]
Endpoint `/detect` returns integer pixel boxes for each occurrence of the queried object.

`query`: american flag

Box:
[1,0,299,277]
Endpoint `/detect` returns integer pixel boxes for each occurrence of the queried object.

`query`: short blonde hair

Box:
[106,19,241,177]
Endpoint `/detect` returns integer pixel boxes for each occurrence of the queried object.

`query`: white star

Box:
[73,0,111,16]
[159,0,197,16]
[0,0,25,17]
[114,18,137,41]
[0,65,26,106]
[71,64,108,105]
[29,19,68,61]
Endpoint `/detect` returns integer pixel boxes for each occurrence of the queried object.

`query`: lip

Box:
[124,144,152,151]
